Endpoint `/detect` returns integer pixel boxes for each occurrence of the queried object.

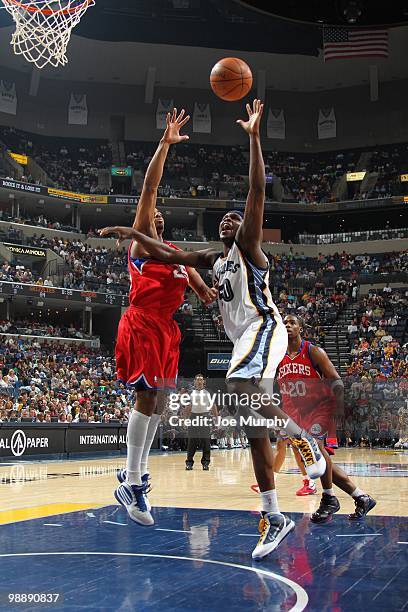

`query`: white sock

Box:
[351,487,365,498]
[282,416,302,437]
[323,488,334,496]
[140,413,161,476]
[126,410,151,486]
[260,489,280,514]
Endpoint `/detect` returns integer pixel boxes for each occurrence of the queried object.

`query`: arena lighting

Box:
[341,0,363,24]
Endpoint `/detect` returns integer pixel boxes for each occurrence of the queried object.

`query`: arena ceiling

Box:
[0,0,406,92]
[239,1,408,27]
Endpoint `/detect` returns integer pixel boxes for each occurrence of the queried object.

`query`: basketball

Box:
[210,57,253,101]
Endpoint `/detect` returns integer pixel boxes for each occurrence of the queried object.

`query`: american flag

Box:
[323,27,388,61]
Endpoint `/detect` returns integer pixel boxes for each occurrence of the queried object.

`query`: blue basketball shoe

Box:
[117,469,151,511]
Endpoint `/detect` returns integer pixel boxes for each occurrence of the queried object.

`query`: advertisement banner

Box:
[0,280,129,307]
[47,187,83,201]
[0,424,128,458]
[47,187,107,204]
[207,353,231,370]
[111,167,132,177]
[8,151,28,165]
[4,243,47,258]
[66,426,121,453]
[346,171,366,182]
[0,426,65,457]
[80,194,108,204]
[0,178,41,194]
[119,427,128,450]
[108,195,138,205]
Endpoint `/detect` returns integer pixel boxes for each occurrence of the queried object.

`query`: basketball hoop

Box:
[1,0,95,69]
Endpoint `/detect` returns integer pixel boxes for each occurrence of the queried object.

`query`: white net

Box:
[2,0,95,69]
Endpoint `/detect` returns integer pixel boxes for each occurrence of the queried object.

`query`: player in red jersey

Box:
[276,314,376,522]
[100,109,216,526]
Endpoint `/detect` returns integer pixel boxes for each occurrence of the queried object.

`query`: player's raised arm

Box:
[98,226,218,270]
[235,99,266,268]
[132,108,190,238]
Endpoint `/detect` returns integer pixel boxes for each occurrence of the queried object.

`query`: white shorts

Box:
[226,315,287,383]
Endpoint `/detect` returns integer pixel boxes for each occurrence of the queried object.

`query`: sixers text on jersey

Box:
[277,340,336,438]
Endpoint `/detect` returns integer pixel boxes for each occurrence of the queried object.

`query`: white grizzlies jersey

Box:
[212,241,287,381]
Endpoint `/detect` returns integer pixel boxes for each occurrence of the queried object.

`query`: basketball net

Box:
[1,0,95,69]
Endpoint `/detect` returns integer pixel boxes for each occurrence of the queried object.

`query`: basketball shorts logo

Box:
[310,423,322,436]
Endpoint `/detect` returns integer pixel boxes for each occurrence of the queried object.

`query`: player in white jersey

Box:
[99,99,326,560]
[212,227,286,381]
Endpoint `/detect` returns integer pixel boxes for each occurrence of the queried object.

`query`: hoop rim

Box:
[2,0,93,15]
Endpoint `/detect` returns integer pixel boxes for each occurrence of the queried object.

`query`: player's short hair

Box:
[221,210,243,221]
[229,210,244,219]
[284,313,305,329]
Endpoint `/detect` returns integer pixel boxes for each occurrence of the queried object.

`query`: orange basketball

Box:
[210,57,253,102]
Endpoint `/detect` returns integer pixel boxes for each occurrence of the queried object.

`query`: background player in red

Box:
[277,314,376,522]
[101,109,216,526]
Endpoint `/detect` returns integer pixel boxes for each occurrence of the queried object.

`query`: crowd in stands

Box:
[0,319,94,340]
[0,126,111,194]
[264,149,357,204]
[1,221,406,299]
[298,227,408,245]
[30,235,129,295]
[267,249,407,289]
[363,142,408,200]
[0,338,132,423]
[0,210,78,233]
[1,124,407,203]
[127,141,248,200]
[171,227,206,242]
[342,286,408,447]
[346,288,407,378]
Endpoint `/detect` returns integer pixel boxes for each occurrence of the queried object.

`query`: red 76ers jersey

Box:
[277,340,335,417]
[128,240,189,314]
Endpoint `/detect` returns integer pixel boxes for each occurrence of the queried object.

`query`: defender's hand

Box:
[98,226,135,248]
[197,285,218,306]
[236,99,264,136]
[161,108,190,145]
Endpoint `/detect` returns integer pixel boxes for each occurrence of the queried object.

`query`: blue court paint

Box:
[283,462,408,477]
[0,507,407,611]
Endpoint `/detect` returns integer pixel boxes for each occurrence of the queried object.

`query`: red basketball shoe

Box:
[296,478,318,496]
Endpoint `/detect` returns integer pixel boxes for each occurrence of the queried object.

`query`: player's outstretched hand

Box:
[162,108,190,145]
[236,98,264,136]
[98,226,135,248]
[197,284,218,306]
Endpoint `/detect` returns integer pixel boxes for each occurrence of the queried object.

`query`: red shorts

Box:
[281,404,336,440]
[115,305,181,390]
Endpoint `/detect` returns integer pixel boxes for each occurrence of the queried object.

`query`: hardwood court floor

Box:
[1,448,407,524]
